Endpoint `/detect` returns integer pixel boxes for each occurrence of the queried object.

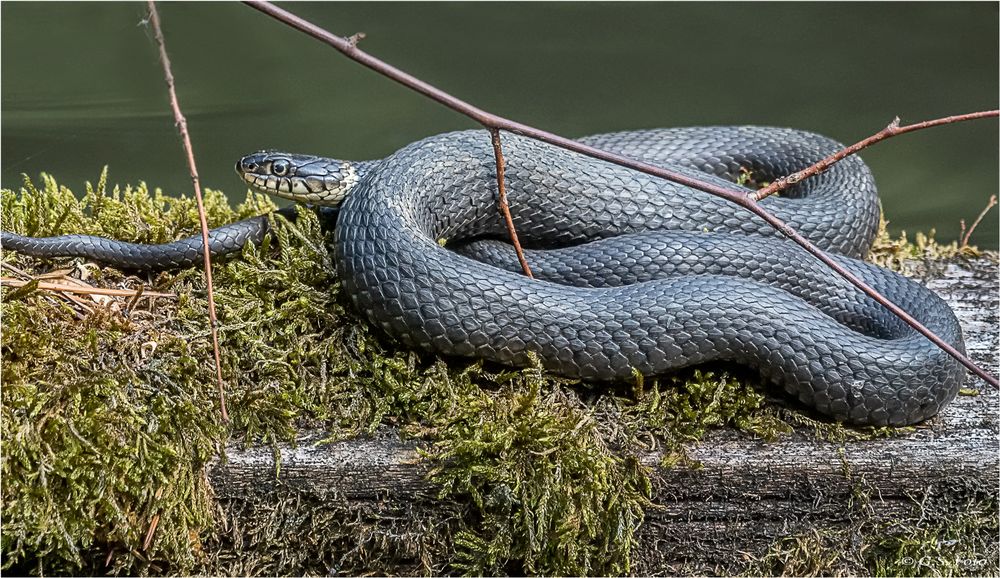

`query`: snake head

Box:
[236,151,360,207]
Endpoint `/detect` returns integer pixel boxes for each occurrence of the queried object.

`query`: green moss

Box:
[2,170,791,575]
[868,215,981,272]
[870,498,999,577]
[1,172,263,574]
[1,169,990,575]
[1,298,219,573]
[426,364,645,575]
[756,494,998,577]
[753,439,998,577]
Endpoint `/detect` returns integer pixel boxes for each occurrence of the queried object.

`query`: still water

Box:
[2,2,997,247]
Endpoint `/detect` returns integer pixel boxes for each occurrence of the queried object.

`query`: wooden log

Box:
[207,256,999,575]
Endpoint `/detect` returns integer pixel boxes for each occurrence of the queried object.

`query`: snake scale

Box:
[1,127,966,425]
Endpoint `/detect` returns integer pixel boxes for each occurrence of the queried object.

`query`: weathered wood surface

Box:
[209,256,999,574]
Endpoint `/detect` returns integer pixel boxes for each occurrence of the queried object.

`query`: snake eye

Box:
[271,159,290,177]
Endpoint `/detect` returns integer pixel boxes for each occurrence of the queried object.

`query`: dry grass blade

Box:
[2,261,42,279]
[142,486,165,551]
[0,278,175,299]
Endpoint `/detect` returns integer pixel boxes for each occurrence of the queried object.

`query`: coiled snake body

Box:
[1,127,966,425]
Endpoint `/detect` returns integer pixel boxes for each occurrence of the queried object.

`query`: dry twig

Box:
[960,194,997,249]
[146,1,229,421]
[751,112,1000,202]
[490,128,533,278]
[242,1,998,388]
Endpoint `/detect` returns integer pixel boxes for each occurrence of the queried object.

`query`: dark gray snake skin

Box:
[3,210,277,271]
[0,127,966,425]
[1,205,338,270]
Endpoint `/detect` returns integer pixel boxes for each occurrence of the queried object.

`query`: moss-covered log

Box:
[3,174,996,575]
[209,257,999,576]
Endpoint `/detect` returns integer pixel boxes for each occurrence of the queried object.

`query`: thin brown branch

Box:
[242,0,999,389]
[147,1,229,422]
[960,194,997,248]
[0,278,175,298]
[752,111,1000,202]
[490,128,533,278]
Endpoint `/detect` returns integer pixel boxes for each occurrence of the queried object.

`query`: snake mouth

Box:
[236,151,358,206]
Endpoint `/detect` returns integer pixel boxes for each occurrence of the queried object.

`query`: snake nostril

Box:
[239,158,258,173]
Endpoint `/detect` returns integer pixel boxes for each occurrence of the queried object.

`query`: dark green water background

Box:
[3,2,998,247]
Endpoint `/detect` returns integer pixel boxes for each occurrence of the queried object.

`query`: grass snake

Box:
[1,127,966,425]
